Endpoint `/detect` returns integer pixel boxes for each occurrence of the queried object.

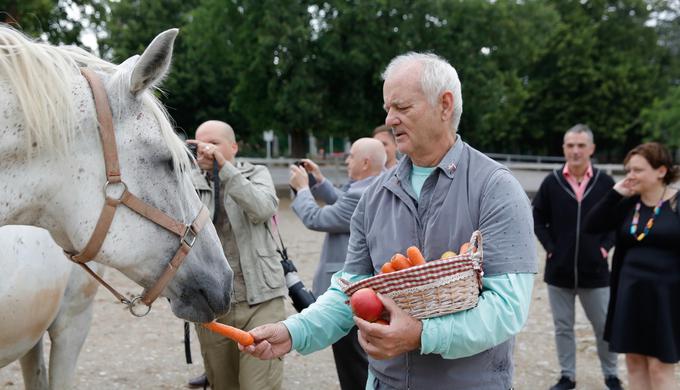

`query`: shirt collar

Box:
[394,134,464,183]
[562,162,593,180]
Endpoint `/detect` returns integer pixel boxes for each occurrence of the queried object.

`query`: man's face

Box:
[196,125,237,163]
[383,64,442,159]
[345,145,364,181]
[373,131,397,166]
[562,132,594,172]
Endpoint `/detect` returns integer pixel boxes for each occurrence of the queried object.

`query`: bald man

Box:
[288,138,386,390]
[189,120,287,390]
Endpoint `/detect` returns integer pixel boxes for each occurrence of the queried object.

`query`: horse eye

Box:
[166,160,175,172]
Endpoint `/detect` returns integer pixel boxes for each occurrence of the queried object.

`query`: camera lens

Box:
[187,143,198,158]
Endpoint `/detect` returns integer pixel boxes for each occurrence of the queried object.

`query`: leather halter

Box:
[63,68,210,317]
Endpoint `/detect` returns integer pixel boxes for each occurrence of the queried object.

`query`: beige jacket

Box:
[192,160,287,305]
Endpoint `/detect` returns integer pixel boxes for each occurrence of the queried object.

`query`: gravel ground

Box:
[1,197,678,389]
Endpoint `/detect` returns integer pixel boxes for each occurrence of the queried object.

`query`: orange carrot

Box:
[390,254,411,270]
[406,246,426,266]
[201,321,254,346]
[381,262,396,274]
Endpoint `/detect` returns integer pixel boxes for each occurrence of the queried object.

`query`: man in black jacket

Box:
[533,124,622,390]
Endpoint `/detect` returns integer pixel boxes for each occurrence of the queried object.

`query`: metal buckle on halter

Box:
[127,295,152,317]
[103,180,128,201]
[181,224,198,248]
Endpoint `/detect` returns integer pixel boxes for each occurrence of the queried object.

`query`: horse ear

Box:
[129,28,178,95]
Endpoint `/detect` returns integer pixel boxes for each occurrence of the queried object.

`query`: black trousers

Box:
[331,326,369,390]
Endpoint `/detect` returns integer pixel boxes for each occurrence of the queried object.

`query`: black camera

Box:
[278,248,316,312]
[290,160,317,195]
[187,142,198,158]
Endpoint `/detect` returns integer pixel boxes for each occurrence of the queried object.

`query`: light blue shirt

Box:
[283,271,534,388]
[410,164,436,199]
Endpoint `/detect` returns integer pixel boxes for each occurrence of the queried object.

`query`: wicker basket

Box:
[340,231,484,319]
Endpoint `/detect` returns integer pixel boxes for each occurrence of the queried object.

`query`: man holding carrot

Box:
[243,53,537,389]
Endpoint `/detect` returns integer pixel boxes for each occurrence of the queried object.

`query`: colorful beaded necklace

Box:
[629,187,666,241]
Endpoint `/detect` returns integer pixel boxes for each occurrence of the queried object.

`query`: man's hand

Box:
[187,140,228,170]
[613,177,635,197]
[354,294,422,360]
[239,322,293,360]
[299,159,324,183]
[289,165,310,191]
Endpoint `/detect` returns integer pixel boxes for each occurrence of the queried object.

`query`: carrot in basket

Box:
[381,262,396,274]
[390,253,412,270]
[406,246,426,265]
[201,321,254,346]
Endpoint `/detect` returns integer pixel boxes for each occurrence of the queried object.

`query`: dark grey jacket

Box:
[344,137,537,389]
[291,176,377,297]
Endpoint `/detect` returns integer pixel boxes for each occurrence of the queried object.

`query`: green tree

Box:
[97,0,679,158]
[1,0,107,48]
[640,85,680,149]
[179,0,322,156]
[309,0,559,151]
[521,0,669,159]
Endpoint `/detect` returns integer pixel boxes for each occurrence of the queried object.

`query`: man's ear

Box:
[231,141,239,156]
[440,91,454,121]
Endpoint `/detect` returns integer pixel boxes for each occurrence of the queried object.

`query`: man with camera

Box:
[187,120,287,390]
[288,138,386,390]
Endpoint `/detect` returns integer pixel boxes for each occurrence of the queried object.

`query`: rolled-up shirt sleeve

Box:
[283,271,370,354]
[420,272,534,359]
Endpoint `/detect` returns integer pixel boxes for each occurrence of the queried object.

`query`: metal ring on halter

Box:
[103,180,128,201]
[128,295,152,317]
[181,224,198,248]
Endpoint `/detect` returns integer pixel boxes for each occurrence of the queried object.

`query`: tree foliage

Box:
[21,0,678,158]
[640,85,680,149]
[521,0,671,158]
[1,0,106,47]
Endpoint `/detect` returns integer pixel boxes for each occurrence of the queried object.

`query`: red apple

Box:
[350,288,384,322]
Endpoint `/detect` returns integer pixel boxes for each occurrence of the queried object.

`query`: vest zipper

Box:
[406,351,411,389]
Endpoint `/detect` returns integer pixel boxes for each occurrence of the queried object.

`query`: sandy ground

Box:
[1,197,679,389]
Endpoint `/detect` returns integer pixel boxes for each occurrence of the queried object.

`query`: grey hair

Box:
[564,124,594,144]
[381,52,463,131]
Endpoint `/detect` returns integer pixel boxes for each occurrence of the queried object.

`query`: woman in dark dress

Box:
[584,142,679,390]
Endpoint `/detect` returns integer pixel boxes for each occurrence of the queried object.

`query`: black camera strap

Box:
[212,160,223,225]
[265,216,298,273]
[266,216,316,312]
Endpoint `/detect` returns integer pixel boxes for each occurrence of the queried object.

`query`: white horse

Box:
[0,25,233,388]
[0,225,102,390]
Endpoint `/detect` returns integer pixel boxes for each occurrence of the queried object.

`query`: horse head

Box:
[0,25,232,323]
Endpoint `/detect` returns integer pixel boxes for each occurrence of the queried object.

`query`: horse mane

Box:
[0,24,190,174]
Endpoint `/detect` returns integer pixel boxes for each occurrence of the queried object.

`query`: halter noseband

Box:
[63,68,210,317]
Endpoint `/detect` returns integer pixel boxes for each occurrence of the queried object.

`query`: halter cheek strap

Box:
[64,67,210,316]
